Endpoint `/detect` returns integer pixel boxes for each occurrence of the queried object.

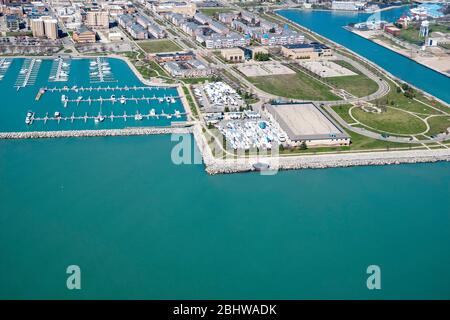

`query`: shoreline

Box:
[193,123,450,175]
[346,27,450,78]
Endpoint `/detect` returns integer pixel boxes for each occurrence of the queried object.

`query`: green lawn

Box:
[183,86,198,117]
[199,8,235,17]
[426,116,450,136]
[323,60,378,97]
[137,40,182,54]
[377,81,444,115]
[332,104,356,124]
[248,73,340,101]
[351,107,427,135]
[327,74,378,97]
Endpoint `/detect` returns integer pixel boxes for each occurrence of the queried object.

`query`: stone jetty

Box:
[0,126,192,140]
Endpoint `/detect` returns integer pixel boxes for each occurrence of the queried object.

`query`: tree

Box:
[299,141,307,150]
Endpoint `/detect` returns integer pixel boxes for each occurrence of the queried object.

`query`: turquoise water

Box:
[278,7,450,103]
[0,136,449,299]
[0,58,185,132]
[1,15,450,299]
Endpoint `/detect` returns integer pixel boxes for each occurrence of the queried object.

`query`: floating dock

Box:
[89,57,116,83]
[49,58,70,82]
[42,85,171,93]
[25,110,186,125]
[0,58,12,81]
[61,94,180,107]
[15,58,42,89]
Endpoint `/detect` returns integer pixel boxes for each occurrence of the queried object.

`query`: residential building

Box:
[31,15,58,39]
[6,14,20,31]
[85,7,109,28]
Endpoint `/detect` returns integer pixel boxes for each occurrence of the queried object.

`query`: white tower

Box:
[419,20,429,38]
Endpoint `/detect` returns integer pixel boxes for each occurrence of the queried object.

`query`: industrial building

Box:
[265,103,351,147]
[281,42,333,60]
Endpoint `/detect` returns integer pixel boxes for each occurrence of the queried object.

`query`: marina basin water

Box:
[0,58,186,132]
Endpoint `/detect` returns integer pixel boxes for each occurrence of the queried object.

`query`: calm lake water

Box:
[0,13,450,298]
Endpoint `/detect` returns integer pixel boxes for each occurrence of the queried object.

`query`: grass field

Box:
[379,81,444,115]
[332,104,356,123]
[247,72,340,101]
[351,107,427,135]
[426,116,450,136]
[199,8,235,17]
[328,74,378,97]
[325,60,378,97]
[137,40,182,54]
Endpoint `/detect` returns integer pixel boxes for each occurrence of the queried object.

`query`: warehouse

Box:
[265,103,351,147]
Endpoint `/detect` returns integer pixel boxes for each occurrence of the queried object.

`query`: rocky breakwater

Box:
[202,148,450,175]
[0,126,193,140]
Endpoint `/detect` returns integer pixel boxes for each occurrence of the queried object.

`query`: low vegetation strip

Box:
[137,40,182,54]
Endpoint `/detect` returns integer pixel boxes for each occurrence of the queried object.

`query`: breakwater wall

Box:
[203,148,450,175]
[0,126,193,140]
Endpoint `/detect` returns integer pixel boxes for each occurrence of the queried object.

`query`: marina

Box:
[48,58,70,82]
[0,58,12,81]
[24,109,184,126]
[43,84,170,93]
[0,57,187,133]
[15,58,42,89]
[60,94,179,107]
[89,57,116,83]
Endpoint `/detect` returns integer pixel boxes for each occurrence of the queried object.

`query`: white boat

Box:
[26,111,33,118]
[94,115,105,123]
[174,110,181,118]
[135,113,143,121]
[54,111,61,118]
[119,96,126,104]
[149,109,156,116]
[25,117,31,125]
[158,97,164,103]
[170,97,176,103]
[111,94,116,101]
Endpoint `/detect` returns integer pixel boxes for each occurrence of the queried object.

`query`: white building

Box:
[331,1,367,11]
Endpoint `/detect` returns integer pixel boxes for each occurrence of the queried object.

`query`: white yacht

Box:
[119,95,126,104]
[135,113,143,121]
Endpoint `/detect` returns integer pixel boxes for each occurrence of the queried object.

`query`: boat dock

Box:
[26,110,186,125]
[90,57,116,83]
[43,84,169,93]
[15,58,41,89]
[49,58,70,82]
[0,58,12,81]
[61,94,180,107]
